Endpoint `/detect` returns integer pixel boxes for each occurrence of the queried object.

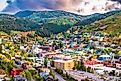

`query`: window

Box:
[68,63,70,68]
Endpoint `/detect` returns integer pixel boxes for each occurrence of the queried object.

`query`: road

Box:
[55,72,65,81]
[67,70,104,81]
[66,71,86,81]
[77,71,104,81]
[51,67,65,81]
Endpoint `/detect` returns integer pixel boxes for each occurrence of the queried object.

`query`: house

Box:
[54,59,74,70]
[84,60,103,66]
[115,63,121,69]
[94,67,116,73]
[17,31,33,37]
[22,62,32,69]
[40,72,54,81]
[39,46,51,51]
[33,47,42,54]
[115,70,121,76]
[14,75,27,81]
[0,38,2,44]
[35,57,44,64]
[46,52,58,58]
[11,68,24,76]
[0,69,6,81]
[98,55,111,61]
[32,63,42,67]
[40,68,50,73]
[40,72,49,80]
[27,57,36,62]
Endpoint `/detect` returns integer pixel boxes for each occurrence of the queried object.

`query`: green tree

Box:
[21,70,32,81]
[50,57,54,67]
[29,69,37,76]
[80,59,86,71]
[74,59,86,71]
[0,44,2,53]
[44,57,48,67]
[55,68,63,74]
[33,75,43,81]
[49,69,55,79]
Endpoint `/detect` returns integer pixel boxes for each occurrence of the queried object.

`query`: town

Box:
[0,0,121,81]
[0,26,121,81]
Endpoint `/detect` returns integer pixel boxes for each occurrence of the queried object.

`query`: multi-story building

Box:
[54,59,74,70]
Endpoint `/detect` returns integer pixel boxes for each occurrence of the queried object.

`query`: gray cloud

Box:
[2,0,81,13]
[2,0,121,14]
[111,0,121,3]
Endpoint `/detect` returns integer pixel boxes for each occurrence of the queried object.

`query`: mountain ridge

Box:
[83,12,121,34]
[0,10,121,37]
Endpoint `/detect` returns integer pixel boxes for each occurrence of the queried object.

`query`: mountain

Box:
[83,12,121,34]
[35,17,79,37]
[15,10,82,18]
[0,13,79,37]
[0,10,121,37]
[15,10,121,25]
[77,10,121,26]
[0,14,39,33]
[15,10,83,24]
[35,10,121,37]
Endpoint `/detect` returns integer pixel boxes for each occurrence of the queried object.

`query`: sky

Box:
[0,0,8,11]
[0,0,121,15]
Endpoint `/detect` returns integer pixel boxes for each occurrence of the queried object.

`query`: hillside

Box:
[83,12,121,34]
[0,14,39,33]
[0,14,79,37]
[15,10,83,24]
[36,17,79,37]
[0,10,121,37]
[15,10,82,18]
[77,10,121,26]
[15,10,121,25]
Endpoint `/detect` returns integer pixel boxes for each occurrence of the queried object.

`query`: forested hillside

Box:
[0,10,121,37]
[0,14,39,33]
[83,12,121,35]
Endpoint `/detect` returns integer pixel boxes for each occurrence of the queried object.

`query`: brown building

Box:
[54,59,74,70]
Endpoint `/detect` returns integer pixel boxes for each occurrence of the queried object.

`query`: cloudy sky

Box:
[0,0,121,15]
[0,0,8,11]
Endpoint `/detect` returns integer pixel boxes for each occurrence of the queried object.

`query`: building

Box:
[115,63,121,69]
[98,55,111,61]
[0,69,6,81]
[35,57,44,65]
[54,59,74,70]
[11,68,24,76]
[14,75,27,81]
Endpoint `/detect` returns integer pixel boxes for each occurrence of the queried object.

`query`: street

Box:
[55,72,65,81]
[67,70,104,81]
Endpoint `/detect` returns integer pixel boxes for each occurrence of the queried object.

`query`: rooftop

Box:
[54,59,73,63]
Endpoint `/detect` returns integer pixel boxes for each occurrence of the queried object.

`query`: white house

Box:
[98,55,111,61]
[35,57,44,65]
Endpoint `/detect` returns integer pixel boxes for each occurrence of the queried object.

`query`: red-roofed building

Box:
[11,68,24,76]
[17,31,33,37]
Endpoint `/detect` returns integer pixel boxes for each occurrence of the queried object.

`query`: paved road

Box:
[77,71,104,81]
[51,67,65,81]
[55,72,65,81]
[66,71,86,81]
[67,70,104,81]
